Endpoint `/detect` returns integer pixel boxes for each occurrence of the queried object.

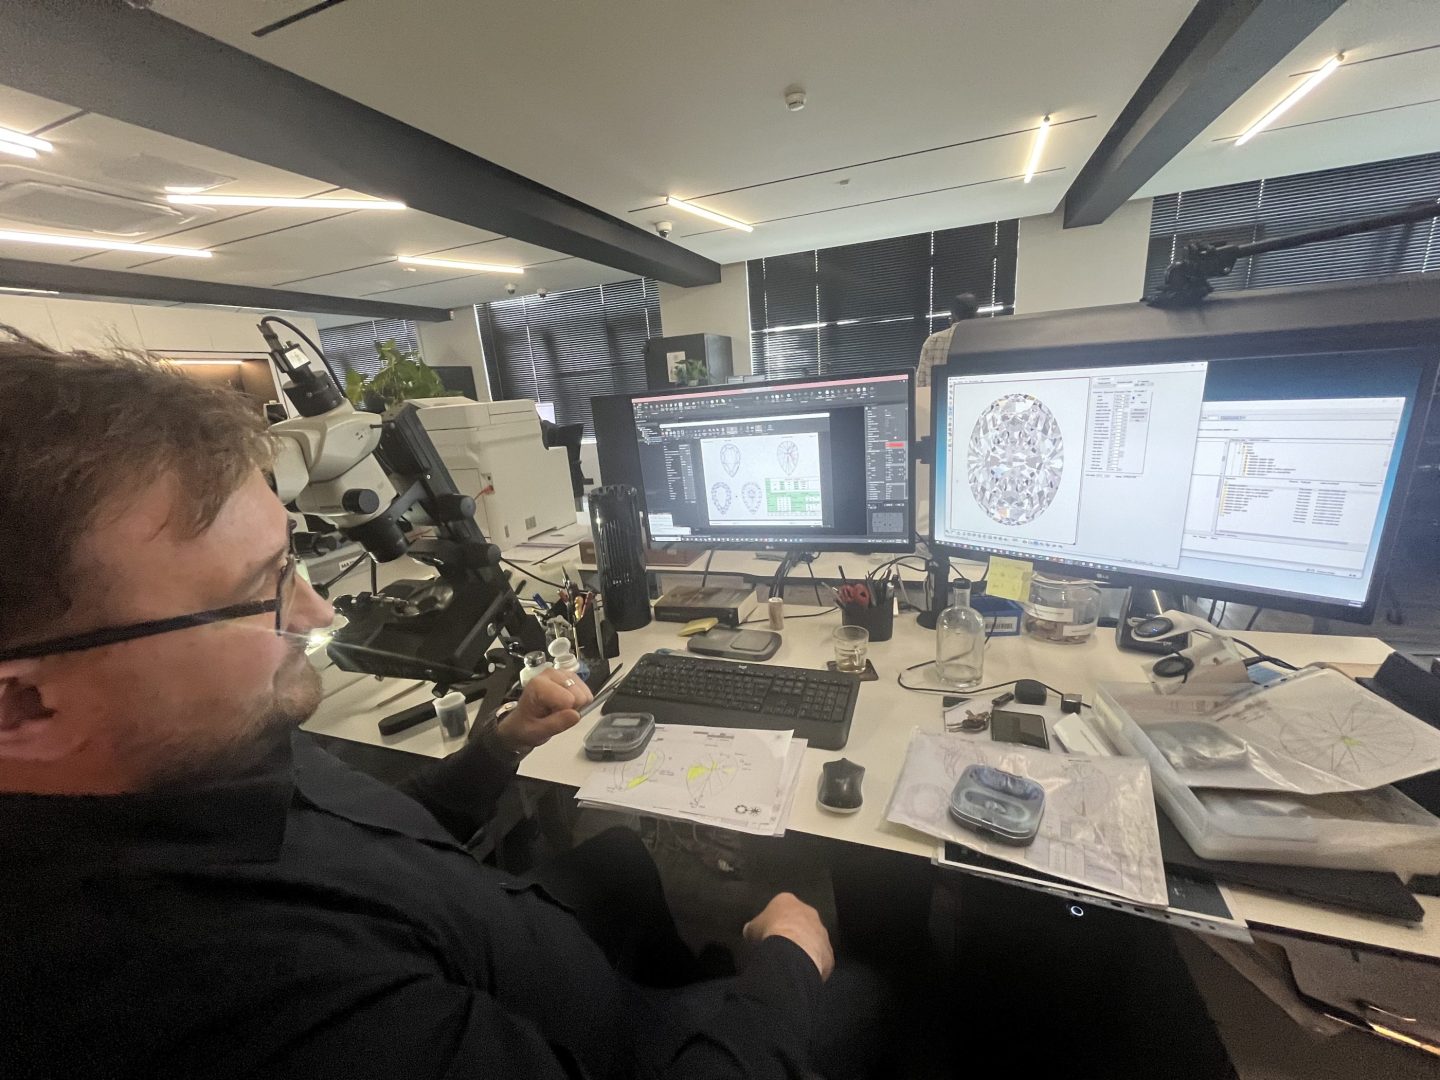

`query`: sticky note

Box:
[986,556,1034,603]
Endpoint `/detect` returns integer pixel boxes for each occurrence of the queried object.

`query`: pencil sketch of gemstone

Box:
[777,439,800,476]
[741,481,763,514]
[710,482,732,513]
[719,442,741,477]
[968,393,1064,526]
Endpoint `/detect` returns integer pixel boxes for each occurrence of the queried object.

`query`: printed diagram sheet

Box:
[886,730,1168,906]
[577,726,805,836]
[700,432,823,525]
[1114,667,1440,796]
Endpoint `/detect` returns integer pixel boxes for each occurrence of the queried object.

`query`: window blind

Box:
[1145,150,1440,296]
[747,221,1018,379]
[317,319,423,385]
[477,278,662,437]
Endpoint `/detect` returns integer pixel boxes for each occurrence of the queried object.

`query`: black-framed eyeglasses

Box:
[0,552,300,664]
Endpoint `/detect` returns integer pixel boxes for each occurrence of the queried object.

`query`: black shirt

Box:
[0,733,821,1079]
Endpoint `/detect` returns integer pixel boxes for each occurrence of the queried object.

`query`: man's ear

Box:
[0,662,82,763]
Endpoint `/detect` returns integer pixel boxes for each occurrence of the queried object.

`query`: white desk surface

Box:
[304,580,1439,960]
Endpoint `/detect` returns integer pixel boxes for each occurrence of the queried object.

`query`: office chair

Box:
[540,420,591,500]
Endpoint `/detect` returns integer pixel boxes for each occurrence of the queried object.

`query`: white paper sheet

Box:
[576,725,799,835]
[885,729,1168,907]
[1110,667,1440,796]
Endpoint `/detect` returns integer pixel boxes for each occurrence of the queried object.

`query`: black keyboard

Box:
[603,652,860,750]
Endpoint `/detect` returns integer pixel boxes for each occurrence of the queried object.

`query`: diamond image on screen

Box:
[968,393,1064,526]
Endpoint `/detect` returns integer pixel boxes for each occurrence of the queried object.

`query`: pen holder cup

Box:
[841,600,894,643]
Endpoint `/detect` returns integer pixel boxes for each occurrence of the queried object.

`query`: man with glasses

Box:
[0,331,857,1078]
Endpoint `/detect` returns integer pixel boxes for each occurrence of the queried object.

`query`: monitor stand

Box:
[767,548,819,602]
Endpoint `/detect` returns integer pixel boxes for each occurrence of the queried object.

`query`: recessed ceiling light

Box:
[664,196,754,232]
[0,285,59,295]
[0,128,53,153]
[166,194,406,210]
[0,141,38,160]
[1235,54,1344,146]
[396,255,525,274]
[0,229,212,258]
[164,185,208,195]
[1023,116,1051,183]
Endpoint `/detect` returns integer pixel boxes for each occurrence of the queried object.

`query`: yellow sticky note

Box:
[986,556,1034,602]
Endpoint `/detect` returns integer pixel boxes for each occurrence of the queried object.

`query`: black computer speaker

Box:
[589,484,651,631]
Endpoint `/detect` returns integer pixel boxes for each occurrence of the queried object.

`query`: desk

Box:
[305,590,1438,963]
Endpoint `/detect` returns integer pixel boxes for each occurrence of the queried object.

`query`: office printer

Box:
[412,397,575,545]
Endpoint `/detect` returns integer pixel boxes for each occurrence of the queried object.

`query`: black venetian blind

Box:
[747,221,1018,379]
[317,319,423,385]
[477,278,662,437]
[1145,150,1440,296]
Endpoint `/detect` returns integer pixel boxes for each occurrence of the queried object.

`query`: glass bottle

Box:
[1023,573,1102,644]
[935,602,985,690]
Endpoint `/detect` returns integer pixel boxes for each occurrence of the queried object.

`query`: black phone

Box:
[989,708,1050,750]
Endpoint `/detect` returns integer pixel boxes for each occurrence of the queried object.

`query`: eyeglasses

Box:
[0,552,300,664]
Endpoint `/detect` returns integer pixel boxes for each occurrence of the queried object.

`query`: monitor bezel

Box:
[618,370,917,553]
[929,340,1436,625]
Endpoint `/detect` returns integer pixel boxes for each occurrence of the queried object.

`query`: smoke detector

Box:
[784,85,807,112]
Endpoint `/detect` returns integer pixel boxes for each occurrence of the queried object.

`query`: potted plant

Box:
[344,339,447,412]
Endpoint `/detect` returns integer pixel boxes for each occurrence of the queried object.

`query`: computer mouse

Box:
[818,757,865,814]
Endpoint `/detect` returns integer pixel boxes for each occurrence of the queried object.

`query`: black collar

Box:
[0,739,295,867]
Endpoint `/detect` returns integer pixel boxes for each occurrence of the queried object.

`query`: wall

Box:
[0,294,318,355]
[1013,198,1153,314]
[657,260,753,375]
[416,308,491,402]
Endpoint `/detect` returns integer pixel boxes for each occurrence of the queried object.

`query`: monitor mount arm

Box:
[260,317,545,691]
[1146,201,1440,309]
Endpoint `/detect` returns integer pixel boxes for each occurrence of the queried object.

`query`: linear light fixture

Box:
[396,255,525,274]
[0,141,38,160]
[0,229,212,258]
[1023,116,1051,183]
[1235,54,1343,146]
[167,193,406,210]
[165,358,245,366]
[0,128,53,153]
[0,126,53,154]
[0,285,59,295]
[664,196,754,232]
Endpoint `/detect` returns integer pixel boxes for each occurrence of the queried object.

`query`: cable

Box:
[741,605,838,626]
[316,551,372,593]
[500,557,566,590]
[896,667,1091,707]
[805,560,824,606]
[259,315,327,367]
[698,549,716,591]
[1233,637,1299,671]
[1245,607,1263,631]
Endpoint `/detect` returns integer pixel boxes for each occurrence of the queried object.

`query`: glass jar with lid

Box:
[1023,573,1101,644]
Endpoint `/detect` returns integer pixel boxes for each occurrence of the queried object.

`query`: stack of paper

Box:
[576,725,806,836]
[885,729,1170,907]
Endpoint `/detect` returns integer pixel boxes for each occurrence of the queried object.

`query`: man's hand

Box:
[743,892,834,981]
[495,668,593,753]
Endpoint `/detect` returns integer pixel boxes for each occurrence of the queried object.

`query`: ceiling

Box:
[0,0,1433,318]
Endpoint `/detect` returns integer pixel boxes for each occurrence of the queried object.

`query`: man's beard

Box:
[139,645,324,792]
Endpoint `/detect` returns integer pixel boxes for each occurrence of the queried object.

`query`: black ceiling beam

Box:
[0,257,452,322]
[1,0,721,288]
[1063,0,1347,228]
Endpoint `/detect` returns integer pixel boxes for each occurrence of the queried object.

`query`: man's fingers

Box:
[526,673,590,714]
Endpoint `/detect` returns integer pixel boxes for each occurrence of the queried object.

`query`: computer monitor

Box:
[606,371,914,551]
[931,347,1434,622]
